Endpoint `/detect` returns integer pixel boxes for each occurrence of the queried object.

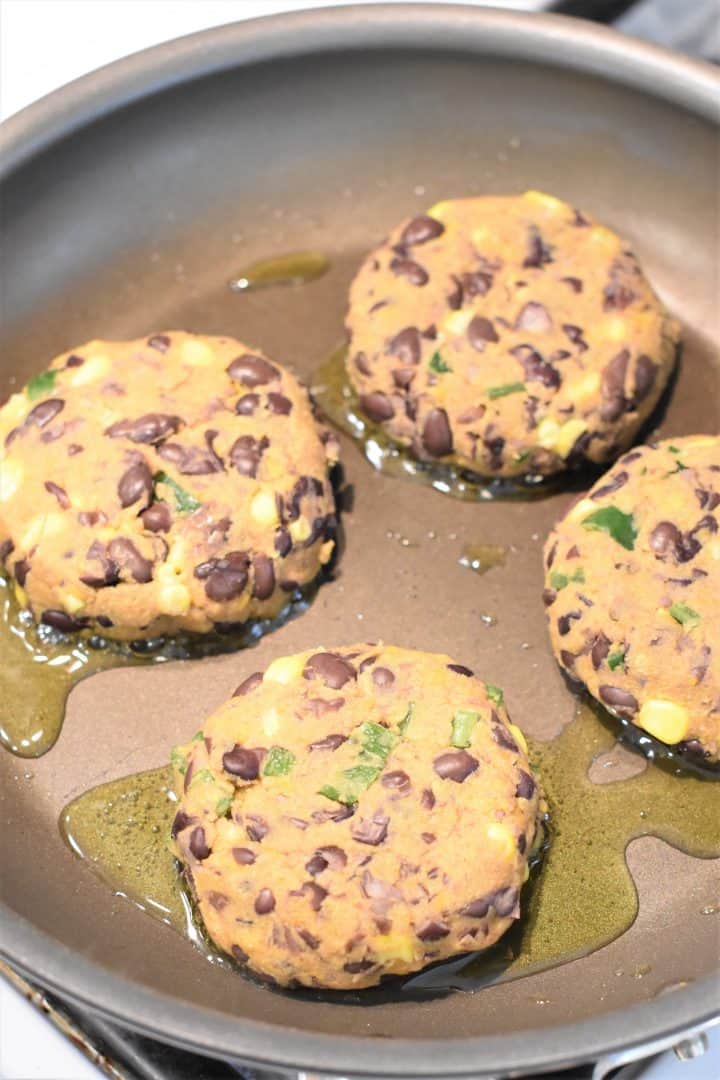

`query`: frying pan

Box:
[0,4,718,1076]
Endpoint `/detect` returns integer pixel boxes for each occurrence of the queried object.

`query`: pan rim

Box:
[0,3,718,1074]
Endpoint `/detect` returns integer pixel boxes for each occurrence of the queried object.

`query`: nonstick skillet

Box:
[0,4,718,1076]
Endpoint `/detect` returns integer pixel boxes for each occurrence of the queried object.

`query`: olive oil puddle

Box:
[228,251,329,293]
[59,702,720,1001]
[0,571,315,758]
[312,347,599,503]
[459,543,506,575]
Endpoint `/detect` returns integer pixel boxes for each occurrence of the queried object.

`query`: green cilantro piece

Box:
[450,709,480,748]
[486,684,504,707]
[319,764,380,806]
[153,471,201,514]
[669,602,700,630]
[263,746,296,776]
[170,747,187,775]
[357,721,399,762]
[487,381,526,400]
[216,795,233,816]
[191,730,204,743]
[581,506,637,551]
[668,445,681,453]
[607,649,625,671]
[514,450,531,465]
[26,370,58,401]
[550,568,586,591]
[398,702,414,735]
[190,768,215,787]
[429,351,452,374]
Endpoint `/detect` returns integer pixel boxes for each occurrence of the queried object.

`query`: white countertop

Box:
[0,2,717,1078]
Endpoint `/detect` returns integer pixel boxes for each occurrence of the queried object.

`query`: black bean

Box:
[603,280,635,311]
[401,215,444,246]
[227,354,279,386]
[389,257,428,286]
[558,611,581,636]
[353,352,372,376]
[387,326,422,365]
[592,471,629,500]
[229,434,268,477]
[591,633,611,670]
[232,847,256,865]
[359,392,395,422]
[633,355,657,402]
[372,666,395,688]
[461,896,491,918]
[421,788,436,809]
[448,663,473,677]
[252,554,275,600]
[447,276,463,309]
[433,749,478,782]
[351,814,389,846]
[492,725,519,753]
[195,551,249,601]
[515,770,535,799]
[223,745,261,780]
[542,587,557,607]
[298,929,320,950]
[274,527,292,557]
[233,672,263,697]
[140,502,172,533]
[601,349,629,421]
[300,882,327,911]
[417,919,450,941]
[40,609,88,632]
[422,408,453,457]
[344,960,374,974]
[189,826,210,860]
[303,651,357,689]
[246,815,269,841]
[236,393,260,415]
[44,480,70,509]
[561,276,583,293]
[460,271,493,298]
[147,334,171,352]
[105,413,181,444]
[107,538,153,583]
[599,685,639,715]
[170,809,193,839]
[0,539,14,564]
[468,316,499,352]
[117,461,153,509]
[231,944,249,964]
[562,324,588,352]
[268,392,292,415]
[308,733,347,751]
[392,367,415,389]
[381,770,411,794]
[27,399,65,431]
[254,888,276,914]
[511,344,560,389]
[514,302,552,333]
[306,853,328,876]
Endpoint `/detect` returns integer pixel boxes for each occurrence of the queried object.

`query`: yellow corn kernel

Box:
[319,538,334,564]
[604,316,628,342]
[567,496,597,523]
[249,488,279,527]
[262,707,280,737]
[159,582,191,615]
[523,862,531,883]
[443,310,473,335]
[181,339,214,366]
[265,654,305,685]
[708,539,720,561]
[681,436,716,450]
[471,226,489,247]
[69,354,110,386]
[555,418,588,459]
[427,200,452,221]
[0,392,28,427]
[289,516,311,544]
[508,723,528,754]
[572,371,601,403]
[375,933,416,965]
[486,822,516,861]
[536,417,560,450]
[0,458,23,502]
[14,584,27,607]
[588,226,620,252]
[637,699,690,745]
[60,592,84,614]
[523,190,564,214]
[20,512,65,550]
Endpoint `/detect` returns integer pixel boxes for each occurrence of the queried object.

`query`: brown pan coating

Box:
[544,436,720,760]
[346,191,679,477]
[0,332,338,641]
[171,644,543,989]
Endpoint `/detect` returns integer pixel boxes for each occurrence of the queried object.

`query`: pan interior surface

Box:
[0,10,718,1075]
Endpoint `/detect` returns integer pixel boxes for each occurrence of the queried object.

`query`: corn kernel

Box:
[682,436,716,450]
[20,512,65,550]
[637,699,690,745]
[250,488,279,527]
[508,723,528,754]
[555,418,588,458]
[319,539,334,564]
[708,539,720,561]
[567,496,597,523]
[523,190,564,214]
[262,707,280,737]
[60,592,84,614]
[181,339,214,366]
[14,584,27,607]
[265,655,305,684]
[159,582,191,615]
[536,417,560,450]
[375,933,416,965]
[486,822,516,861]
[0,392,28,427]
[0,458,23,502]
[443,310,473,335]
[604,316,628,342]
[289,516,311,543]
[471,227,489,247]
[69,354,110,386]
[427,200,452,220]
[572,371,601,403]
[588,226,619,253]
